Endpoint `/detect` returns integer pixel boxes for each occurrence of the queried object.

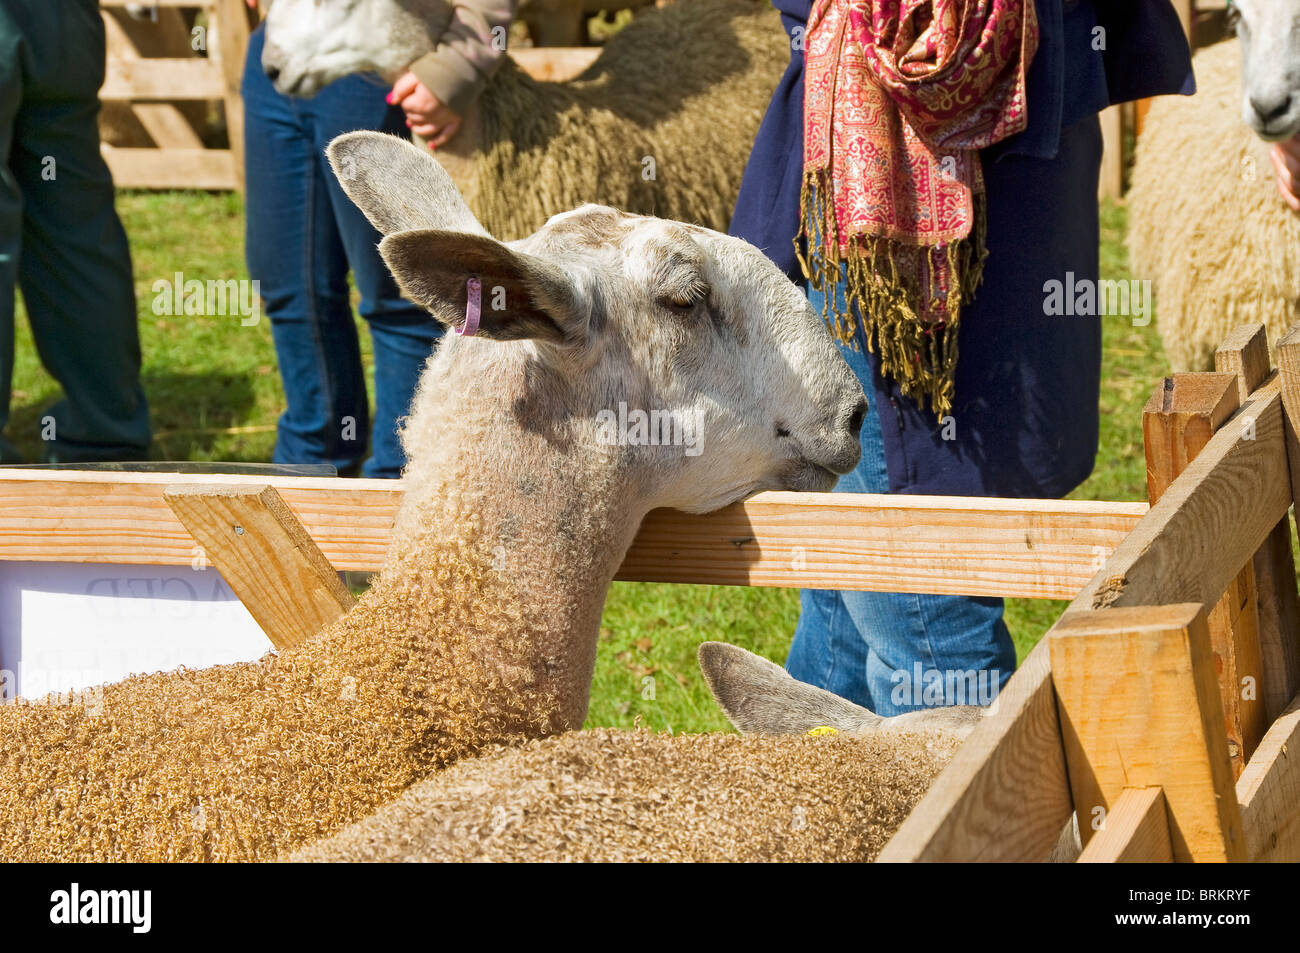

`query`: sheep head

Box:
[262,0,443,97]
[697,642,984,739]
[327,131,865,516]
[1231,0,1300,140]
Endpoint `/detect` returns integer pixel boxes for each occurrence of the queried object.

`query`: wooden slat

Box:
[1144,369,1264,776]
[101,58,225,101]
[1083,375,1292,611]
[877,637,1074,862]
[1216,324,1300,729]
[165,484,356,649]
[212,0,252,193]
[1236,694,1300,862]
[1215,324,1272,402]
[0,471,1145,598]
[1077,787,1173,863]
[1268,324,1300,713]
[1140,372,1238,504]
[102,146,237,190]
[101,0,211,6]
[1098,105,1124,201]
[1051,604,1245,862]
[620,494,1144,599]
[102,6,206,150]
[131,103,205,149]
[884,376,1288,862]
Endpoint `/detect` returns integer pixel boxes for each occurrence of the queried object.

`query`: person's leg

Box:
[243,24,368,475]
[304,73,442,479]
[8,0,149,462]
[0,10,26,463]
[788,116,1103,714]
[787,266,1014,715]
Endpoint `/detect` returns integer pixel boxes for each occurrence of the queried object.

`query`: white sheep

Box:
[1128,2,1300,371]
[0,132,865,862]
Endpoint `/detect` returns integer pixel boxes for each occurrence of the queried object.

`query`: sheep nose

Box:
[1251,92,1292,124]
[846,397,867,440]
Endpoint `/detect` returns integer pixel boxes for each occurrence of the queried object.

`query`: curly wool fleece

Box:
[286,728,963,862]
[1128,39,1300,372]
[457,0,788,241]
[0,489,560,862]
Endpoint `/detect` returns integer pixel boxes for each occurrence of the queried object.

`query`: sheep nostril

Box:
[1251,93,1291,124]
[847,399,867,439]
[265,64,281,82]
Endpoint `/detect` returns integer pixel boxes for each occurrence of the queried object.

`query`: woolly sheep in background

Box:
[1129,1,1300,371]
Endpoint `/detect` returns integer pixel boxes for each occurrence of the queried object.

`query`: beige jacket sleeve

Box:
[409,1,519,116]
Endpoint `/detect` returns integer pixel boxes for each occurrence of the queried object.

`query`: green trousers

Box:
[0,0,150,462]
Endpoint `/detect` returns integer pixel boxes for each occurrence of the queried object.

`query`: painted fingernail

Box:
[385,92,395,104]
[405,119,412,127]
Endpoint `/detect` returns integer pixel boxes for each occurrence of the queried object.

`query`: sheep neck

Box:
[360,349,650,734]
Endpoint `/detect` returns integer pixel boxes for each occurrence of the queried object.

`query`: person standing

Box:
[244,1,516,478]
[730,0,1194,714]
[0,0,151,464]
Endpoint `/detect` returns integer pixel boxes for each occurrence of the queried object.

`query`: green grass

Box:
[9,191,1170,734]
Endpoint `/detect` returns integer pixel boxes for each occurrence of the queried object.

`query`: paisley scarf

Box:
[796,0,1037,415]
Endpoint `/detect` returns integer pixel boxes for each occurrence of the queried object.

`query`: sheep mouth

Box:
[776,458,840,492]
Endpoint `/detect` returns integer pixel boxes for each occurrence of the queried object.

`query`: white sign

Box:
[0,562,273,700]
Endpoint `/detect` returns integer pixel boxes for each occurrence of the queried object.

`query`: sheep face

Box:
[262,0,439,96]
[328,131,866,515]
[1232,0,1300,140]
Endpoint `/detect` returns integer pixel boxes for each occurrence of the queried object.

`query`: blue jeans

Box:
[787,273,1016,716]
[242,25,441,478]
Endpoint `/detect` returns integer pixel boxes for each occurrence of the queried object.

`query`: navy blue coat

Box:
[730,0,1194,498]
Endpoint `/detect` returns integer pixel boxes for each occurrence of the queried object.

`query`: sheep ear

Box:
[697,642,883,735]
[326,131,489,237]
[378,229,589,343]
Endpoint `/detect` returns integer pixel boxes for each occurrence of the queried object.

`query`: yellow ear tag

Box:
[806,725,838,736]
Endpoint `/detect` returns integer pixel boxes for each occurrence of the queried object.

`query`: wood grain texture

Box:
[1141,372,1238,504]
[1216,324,1300,728]
[1051,604,1245,862]
[877,636,1074,862]
[165,484,356,650]
[1214,324,1271,406]
[1077,787,1173,863]
[1085,376,1291,611]
[1145,368,1265,776]
[1236,694,1300,862]
[0,471,1145,598]
[1269,323,1300,715]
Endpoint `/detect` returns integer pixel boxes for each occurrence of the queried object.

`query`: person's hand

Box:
[388,72,463,149]
[1270,135,1300,215]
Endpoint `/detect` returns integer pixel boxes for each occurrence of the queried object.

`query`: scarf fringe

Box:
[795,170,988,419]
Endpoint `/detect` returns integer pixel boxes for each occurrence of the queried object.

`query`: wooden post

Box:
[213,0,253,194]
[1098,105,1124,201]
[1217,325,1300,725]
[165,483,357,650]
[1142,371,1266,776]
[1077,787,1173,863]
[1051,603,1246,862]
[1268,324,1300,714]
